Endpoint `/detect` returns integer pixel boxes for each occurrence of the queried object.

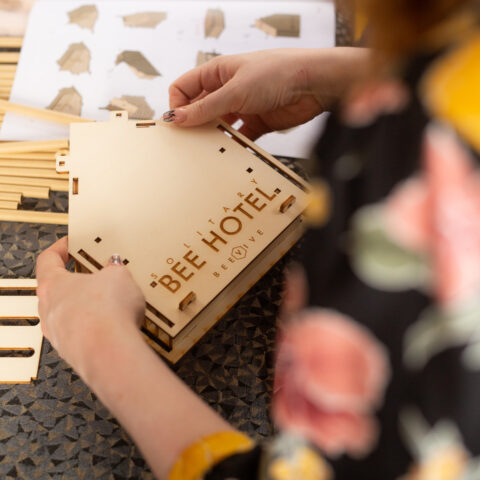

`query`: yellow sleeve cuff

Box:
[168,431,255,480]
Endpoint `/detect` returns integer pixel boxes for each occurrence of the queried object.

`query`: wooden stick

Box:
[0,72,15,80]
[0,37,23,49]
[0,192,21,203]
[0,200,18,210]
[0,192,22,203]
[0,175,68,192]
[0,279,37,290]
[0,65,17,72]
[0,152,58,160]
[0,166,66,179]
[0,100,92,125]
[0,52,20,63]
[0,140,69,154]
[0,209,68,225]
[0,159,56,169]
[0,183,49,199]
[0,80,13,87]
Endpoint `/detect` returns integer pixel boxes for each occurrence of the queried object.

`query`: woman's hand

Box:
[36,237,145,380]
[166,47,370,139]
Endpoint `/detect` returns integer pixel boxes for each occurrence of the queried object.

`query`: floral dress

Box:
[169,16,480,480]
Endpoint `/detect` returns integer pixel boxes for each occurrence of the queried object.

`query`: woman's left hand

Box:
[36,237,145,379]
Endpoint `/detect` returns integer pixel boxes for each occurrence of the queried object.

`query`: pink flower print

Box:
[273,309,390,458]
[384,177,431,252]
[425,127,480,307]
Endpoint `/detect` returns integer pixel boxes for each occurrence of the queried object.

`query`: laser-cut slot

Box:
[0,318,39,326]
[141,327,172,352]
[247,167,253,173]
[122,259,130,266]
[116,113,122,117]
[136,122,156,128]
[94,237,102,243]
[179,292,196,311]
[146,303,175,328]
[0,349,35,358]
[150,282,158,288]
[217,124,233,138]
[77,249,103,271]
[219,147,226,153]
[72,178,79,195]
[217,124,307,191]
[275,188,281,194]
[59,161,65,167]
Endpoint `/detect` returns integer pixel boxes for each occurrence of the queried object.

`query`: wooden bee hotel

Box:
[58,112,309,362]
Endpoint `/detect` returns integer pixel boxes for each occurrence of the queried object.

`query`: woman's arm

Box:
[36,238,234,479]
[166,47,370,139]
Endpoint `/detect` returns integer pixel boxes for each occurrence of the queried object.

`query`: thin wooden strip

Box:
[0,52,20,63]
[0,152,58,160]
[0,80,13,87]
[0,192,21,202]
[0,65,17,72]
[0,166,66,180]
[0,183,49,199]
[0,175,68,192]
[0,37,23,49]
[0,209,68,225]
[0,100,92,125]
[0,159,56,169]
[0,200,17,210]
[0,279,37,290]
[0,140,69,154]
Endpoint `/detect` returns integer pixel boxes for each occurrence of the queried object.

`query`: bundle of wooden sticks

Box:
[0,36,91,225]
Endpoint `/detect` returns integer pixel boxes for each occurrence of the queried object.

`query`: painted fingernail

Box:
[162,108,186,124]
[110,254,122,266]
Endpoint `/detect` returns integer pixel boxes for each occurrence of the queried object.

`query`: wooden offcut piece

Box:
[115,51,161,79]
[67,4,99,31]
[0,280,42,384]
[102,96,154,120]
[122,12,167,28]
[62,111,309,362]
[57,42,91,74]
[47,87,83,117]
[205,8,225,38]
[255,14,301,37]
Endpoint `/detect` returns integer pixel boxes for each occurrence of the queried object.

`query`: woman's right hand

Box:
[166,47,369,140]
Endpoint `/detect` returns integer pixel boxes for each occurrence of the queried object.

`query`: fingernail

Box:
[162,108,186,124]
[109,254,122,266]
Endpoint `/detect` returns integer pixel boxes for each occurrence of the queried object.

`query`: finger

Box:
[164,83,239,127]
[238,115,270,141]
[169,60,227,109]
[36,236,70,282]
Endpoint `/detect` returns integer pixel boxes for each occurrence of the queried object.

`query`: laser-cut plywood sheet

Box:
[0,280,42,384]
[63,113,309,361]
[1,1,334,159]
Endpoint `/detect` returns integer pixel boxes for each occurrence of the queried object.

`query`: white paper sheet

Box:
[0,0,334,158]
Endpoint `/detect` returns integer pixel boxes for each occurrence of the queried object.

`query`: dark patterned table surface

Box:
[0,11,350,479]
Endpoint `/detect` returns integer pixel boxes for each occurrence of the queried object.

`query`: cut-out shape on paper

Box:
[255,14,301,37]
[115,51,161,79]
[101,96,154,120]
[57,42,91,74]
[205,8,225,38]
[122,12,167,28]
[196,51,221,67]
[47,86,83,117]
[67,4,98,31]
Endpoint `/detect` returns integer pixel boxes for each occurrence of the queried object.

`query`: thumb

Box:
[163,84,238,127]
